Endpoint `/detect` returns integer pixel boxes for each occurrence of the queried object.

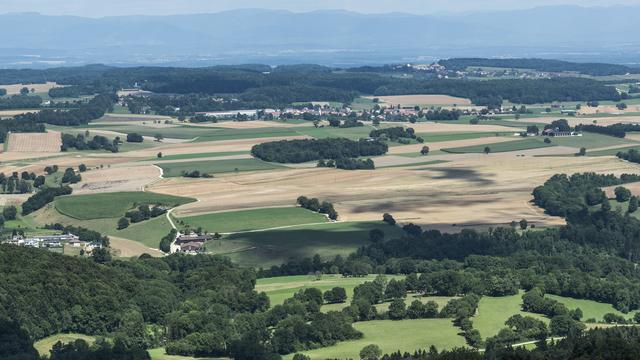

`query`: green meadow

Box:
[54,192,195,220]
[210,221,404,268]
[157,158,284,177]
[175,207,328,234]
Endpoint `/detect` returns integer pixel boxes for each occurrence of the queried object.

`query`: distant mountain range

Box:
[2,6,640,68]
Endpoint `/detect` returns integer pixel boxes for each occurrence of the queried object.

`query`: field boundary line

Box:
[221,220,352,235]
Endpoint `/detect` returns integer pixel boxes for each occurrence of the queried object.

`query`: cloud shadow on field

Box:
[348,196,490,214]
[424,167,495,186]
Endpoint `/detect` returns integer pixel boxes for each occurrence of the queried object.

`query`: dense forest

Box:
[438,58,640,76]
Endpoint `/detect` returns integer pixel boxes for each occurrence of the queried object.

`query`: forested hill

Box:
[438,58,640,76]
[0,65,623,107]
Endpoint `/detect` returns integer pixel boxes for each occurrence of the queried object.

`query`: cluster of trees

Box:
[61,168,82,184]
[0,118,45,143]
[252,138,388,164]
[61,133,119,152]
[14,94,115,126]
[118,205,167,229]
[181,170,213,178]
[21,186,72,215]
[532,173,640,217]
[0,94,42,110]
[369,127,418,141]
[424,109,461,121]
[297,196,338,220]
[0,172,36,194]
[334,158,375,170]
[126,133,144,143]
[575,124,626,138]
[617,148,640,164]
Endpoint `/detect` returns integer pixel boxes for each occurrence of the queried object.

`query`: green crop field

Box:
[546,294,639,322]
[34,333,96,357]
[285,319,466,360]
[547,133,637,149]
[176,207,328,234]
[473,293,549,339]
[152,151,248,161]
[418,132,513,143]
[210,221,404,267]
[54,192,195,220]
[587,145,640,156]
[114,215,175,248]
[157,158,284,177]
[442,138,554,154]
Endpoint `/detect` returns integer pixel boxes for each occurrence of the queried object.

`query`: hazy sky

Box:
[1,0,640,16]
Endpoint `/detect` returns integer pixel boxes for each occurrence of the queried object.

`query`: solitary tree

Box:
[484,146,491,155]
[360,344,382,360]
[420,146,430,156]
[519,219,528,230]
[154,133,164,142]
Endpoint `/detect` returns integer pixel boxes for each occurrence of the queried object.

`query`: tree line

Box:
[251,138,388,164]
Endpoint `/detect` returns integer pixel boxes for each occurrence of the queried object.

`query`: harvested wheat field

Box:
[401,122,523,133]
[72,164,161,194]
[365,95,472,106]
[190,120,304,129]
[0,109,41,117]
[148,153,639,232]
[125,136,308,158]
[388,136,523,154]
[109,237,164,257]
[0,82,62,95]
[6,131,61,153]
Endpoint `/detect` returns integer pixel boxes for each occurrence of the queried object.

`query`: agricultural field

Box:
[156,158,285,177]
[175,207,329,234]
[6,131,61,153]
[209,221,403,267]
[54,192,194,219]
[0,82,61,95]
[285,319,466,360]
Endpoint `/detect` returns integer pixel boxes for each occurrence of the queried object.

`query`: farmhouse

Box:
[170,232,214,254]
[542,129,581,137]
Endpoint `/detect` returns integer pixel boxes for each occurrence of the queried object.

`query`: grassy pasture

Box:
[211,221,404,267]
[34,334,96,357]
[153,151,248,161]
[548,133,636,149]
[546,294,639,322]
[418,131,513,143]
[442,138,554,153]
[54,192,195,220]
[157,158,284,177]
[285,319,466,360]
[115,215,176,248]
[473,293,549,339]
[586,145,640,156]
[176,207,328,234]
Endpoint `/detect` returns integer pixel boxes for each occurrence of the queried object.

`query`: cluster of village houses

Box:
[2,233,103,252]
